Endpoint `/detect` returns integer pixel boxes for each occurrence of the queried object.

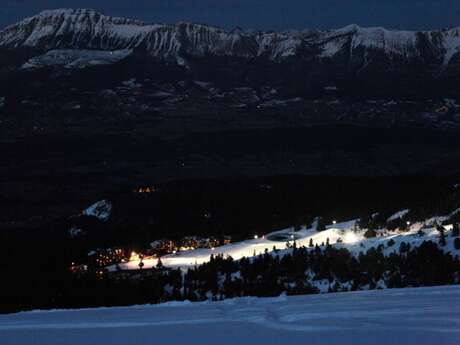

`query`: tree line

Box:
[53,238,460,311]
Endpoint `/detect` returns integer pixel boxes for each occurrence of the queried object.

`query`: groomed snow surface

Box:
[1,285,459,345]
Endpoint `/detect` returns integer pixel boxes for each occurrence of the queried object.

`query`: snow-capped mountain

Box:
[0,9,259,59]
[0,9,151,50]
[1,8,460,65]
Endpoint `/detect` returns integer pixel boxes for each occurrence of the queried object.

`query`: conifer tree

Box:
[439,226,447,246]
[454,238,460,250]
[317,217,326,231]
[157,257,163,269]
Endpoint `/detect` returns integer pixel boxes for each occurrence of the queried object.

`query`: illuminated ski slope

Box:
[113,217,458,271]
[1,286,459,345]
[114,223,352,270]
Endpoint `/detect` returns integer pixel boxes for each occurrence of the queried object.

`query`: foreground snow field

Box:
[1,285,459,345]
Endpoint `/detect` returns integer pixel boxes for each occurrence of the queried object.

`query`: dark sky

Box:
[1,0,459,31]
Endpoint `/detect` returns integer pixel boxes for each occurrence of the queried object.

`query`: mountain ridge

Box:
[1,8,460,65]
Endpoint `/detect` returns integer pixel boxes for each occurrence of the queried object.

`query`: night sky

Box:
[1,0,459,30]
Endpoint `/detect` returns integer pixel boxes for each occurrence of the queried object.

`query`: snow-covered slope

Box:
[22,49,132,69]
[114,226,343,270]
[1,285,459,345]
[1,8,460,65]
[113,216,459,271]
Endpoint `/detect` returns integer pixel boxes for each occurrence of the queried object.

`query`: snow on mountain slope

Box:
[1,285,459,345]
[0,9,259,59]
[82,200,112,221]
[144,22,258,58]
[0,9,153,49]
[1,8,460,65]
[441,28,460,65]
[321,24,418,57]
[255,31,303,58]
[387,209,410,222]
[22,49,132,69]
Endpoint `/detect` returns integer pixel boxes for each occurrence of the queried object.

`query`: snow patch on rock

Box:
[82,200,112,221]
